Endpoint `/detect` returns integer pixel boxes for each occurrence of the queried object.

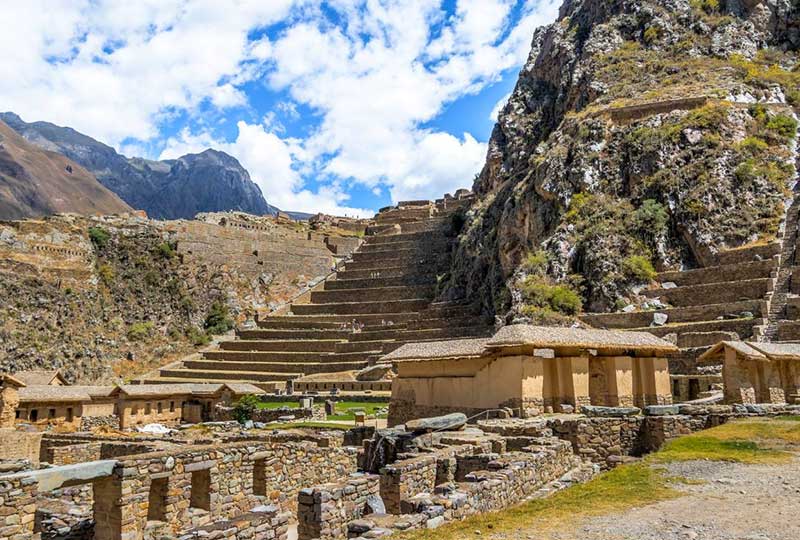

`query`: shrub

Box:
[643,26,660,45]
[622,255,657,282]
[127,321,154,341]
[88,227,110,249]
[632,200,669,239]
[232,394,261,424]
[156,241,177,259]
[520,275,582,316]
[765,114,798,141]
[737,136,769,156]
[97,263,115,285]
[187,326,211,346]
[204,301,234,335]
[522,250,549,274]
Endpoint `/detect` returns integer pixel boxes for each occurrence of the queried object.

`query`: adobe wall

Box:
[0,430,43,464]
[15,401,83,430]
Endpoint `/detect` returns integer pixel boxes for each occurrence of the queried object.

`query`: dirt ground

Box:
[535,457,800,540]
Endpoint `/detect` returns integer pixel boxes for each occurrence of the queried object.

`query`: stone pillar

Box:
[93,473,124,540]
[555,356,590,411]
[0,383,20,428]
[605,356,634,407]
[520,355,545,416]
[651,358,673,405]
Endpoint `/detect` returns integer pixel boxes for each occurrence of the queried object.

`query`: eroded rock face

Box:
[444,0,799,318]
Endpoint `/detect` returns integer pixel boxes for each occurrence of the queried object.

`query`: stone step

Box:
[204,350,324,362]
[219,340,343,353]
[352,248,446,264]
[641,278,772,307]
[387,325,494,343]
[334,340,390,354]
[580,300,765,329]
[628,317,760,339]
[311,285,435,304]
[786,295,800,319]
[237,329,352,340]
[715,243,780,265]
[258,313,418,327]
[399,218,450,233]
[335,266,437,281]
[203,350,372,363]
[182,359,367,374]
[291,298,431,315]
[140,377,282,391]
[159,368,300,382]
[777,320,800,340]
[405,315,488,330]
[324,275,437,290]
[343,257,447,273]
[676,331,740,348]
[357,239,448,253]
[419,302,481,319]
[656,259,776,287]
[364,231,442,244]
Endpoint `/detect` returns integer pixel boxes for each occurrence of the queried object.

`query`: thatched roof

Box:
[14,370,67,386]
[0,374,26,388]
[700,340,800,362]
[18,386,91,403]
[488,325,678,354]
[223,383,265,395]
[382,338,491,362]
[117,384,214,398]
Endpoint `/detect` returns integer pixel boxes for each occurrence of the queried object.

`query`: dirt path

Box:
[537,457,800,540]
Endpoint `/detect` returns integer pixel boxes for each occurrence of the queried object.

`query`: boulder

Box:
[406,413,468,433]
[644,405,679,416]
[581,405,641,417]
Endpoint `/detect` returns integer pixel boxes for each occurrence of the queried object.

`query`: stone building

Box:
[385,325,676,425]
[699,341,800,404]
[16,385,91,428]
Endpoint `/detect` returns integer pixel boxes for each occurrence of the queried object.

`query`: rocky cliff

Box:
[0,120,131,219]
[0,112,278,220]
[444,0,799,322]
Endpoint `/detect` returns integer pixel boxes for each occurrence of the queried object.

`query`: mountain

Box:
[444,0,799,319]
[0,119,131,219]
[0,112,278,220]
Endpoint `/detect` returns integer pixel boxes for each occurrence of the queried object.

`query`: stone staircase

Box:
[141,195,493,392]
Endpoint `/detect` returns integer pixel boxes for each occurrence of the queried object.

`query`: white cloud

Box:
[0,0,561,214]
[490,92,513,121]
[0,0,301,145]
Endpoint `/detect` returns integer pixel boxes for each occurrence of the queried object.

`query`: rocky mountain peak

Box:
[448,0,799,320]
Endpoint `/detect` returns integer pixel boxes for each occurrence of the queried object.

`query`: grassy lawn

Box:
[256,400,388,421]
[397,417,800,540]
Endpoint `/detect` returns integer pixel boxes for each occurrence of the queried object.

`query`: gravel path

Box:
[544,457,800,540]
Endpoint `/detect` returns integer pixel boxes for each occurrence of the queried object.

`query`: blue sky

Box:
[1,0,560,216]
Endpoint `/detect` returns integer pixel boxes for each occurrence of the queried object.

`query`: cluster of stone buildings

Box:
[0,371,263,431]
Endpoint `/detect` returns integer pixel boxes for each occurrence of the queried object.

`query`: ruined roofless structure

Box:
[699,341,800,405]
[383,324,676,425]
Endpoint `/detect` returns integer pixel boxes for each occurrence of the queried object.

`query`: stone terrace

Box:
[581,243,780,400]
[145,193,494,391]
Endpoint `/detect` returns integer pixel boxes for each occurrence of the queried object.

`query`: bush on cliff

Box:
[204,301,234,335]
[88,227,110,249]
[127,321,154,341]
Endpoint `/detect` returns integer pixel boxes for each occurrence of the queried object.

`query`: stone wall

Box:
[0,430,43,464]
[213,404,326,423]
[90,439,358,540]
[170,505,291,540]
[80,415,120,431]
[297,473,381,540]
[42,442,102,466]
[0,474,37,539]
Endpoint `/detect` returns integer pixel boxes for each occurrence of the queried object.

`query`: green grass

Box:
[653,417,800,463]
[400,463,682,540]
[256,400,388,420]
[397,417,800,540]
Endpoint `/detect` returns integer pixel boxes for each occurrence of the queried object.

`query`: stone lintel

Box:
[0,459,117,492]
[184,460,216,472]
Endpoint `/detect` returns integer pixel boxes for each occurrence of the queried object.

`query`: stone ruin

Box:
[4,398,800,540]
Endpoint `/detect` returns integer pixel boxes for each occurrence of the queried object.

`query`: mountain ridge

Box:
[0,112,279,220]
